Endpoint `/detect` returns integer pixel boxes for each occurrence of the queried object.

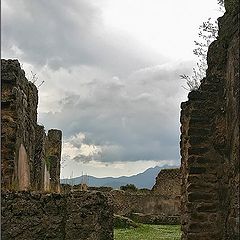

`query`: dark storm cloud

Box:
[73,154,95,163]
[2,0,160,75]
[38,62,191,163]
[2,0,193,165]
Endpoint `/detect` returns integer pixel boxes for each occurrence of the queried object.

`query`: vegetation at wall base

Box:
[114,224,181,240]
[114,214,139,229]
[120,184,138,191]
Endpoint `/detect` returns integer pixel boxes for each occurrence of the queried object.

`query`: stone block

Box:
[1,191,113,240]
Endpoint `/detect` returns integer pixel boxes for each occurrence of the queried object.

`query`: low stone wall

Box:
[60,184,113,193]
[130,213,180,225]
[60,186,180,225]
[1,191,113,240]
[88,186,113,192]
[110,190,180,217]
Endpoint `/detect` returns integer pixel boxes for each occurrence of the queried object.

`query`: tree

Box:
[28,70,45,88]
[20,63,45,89]
[120,184,138,191]
[180,1,225,91]
[217,0,224,8]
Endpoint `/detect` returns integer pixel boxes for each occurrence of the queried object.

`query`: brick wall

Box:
[1,191,113,240]
[180,0,239,239]
[110,190,180,217]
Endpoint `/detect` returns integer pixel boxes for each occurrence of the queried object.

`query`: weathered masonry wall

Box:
[1,59,37,190]
[1,59,62,192]
[1,191,113,240]
[110,190,180,217]
[180,1,239,239]
[1,60,114,239]
[46,129,62,192]
[33,125,46,190]
[61,169,181,225]
[109,169,181,224]
[152,168,181,197]
[61,168,181,220]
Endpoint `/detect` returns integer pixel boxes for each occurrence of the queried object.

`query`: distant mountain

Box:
[61,164,178,189]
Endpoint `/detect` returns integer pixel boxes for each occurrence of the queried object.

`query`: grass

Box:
[114,224,181,240]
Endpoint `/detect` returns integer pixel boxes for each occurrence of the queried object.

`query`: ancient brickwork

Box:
[1,59,37,189]
[1,190,113,240]
[1,60,113,240]
[61,167,181,222]
[33,125,46,190]
[180,1,239,239]
[1,59,62,192]
[46,129,62,192]
[65,191,113,239]
[130,213,179,225]
[110,190,180,218]
[152,168,181,197]
[65,183,180,224]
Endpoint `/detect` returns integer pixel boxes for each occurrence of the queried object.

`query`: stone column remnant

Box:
[33,125,46,190]
[46,129,62,192]
[1,191,114,240]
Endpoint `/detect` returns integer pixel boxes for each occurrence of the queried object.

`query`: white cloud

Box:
[1,0,223,177]
[62,132,102,164]
[61,159,177,178]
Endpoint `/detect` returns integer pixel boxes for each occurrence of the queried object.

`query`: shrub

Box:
[120,184,138,191]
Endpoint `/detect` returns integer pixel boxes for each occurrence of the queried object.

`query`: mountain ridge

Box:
[61,164,179,189]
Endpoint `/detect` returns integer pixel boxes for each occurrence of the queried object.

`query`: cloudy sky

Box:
[2,0,223,178]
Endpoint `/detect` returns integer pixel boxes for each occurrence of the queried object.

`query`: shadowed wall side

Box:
[180,0,239,239]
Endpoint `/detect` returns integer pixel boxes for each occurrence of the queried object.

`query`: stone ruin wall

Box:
[1,59,62,192]
[1,59,37,189]
[110,190,180,217]
[180,1,239,239]
[1,59,114,239]
[152,168,181,198]
[61,168,181,224]
[106,168,181,224]
[1,190,113,240]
